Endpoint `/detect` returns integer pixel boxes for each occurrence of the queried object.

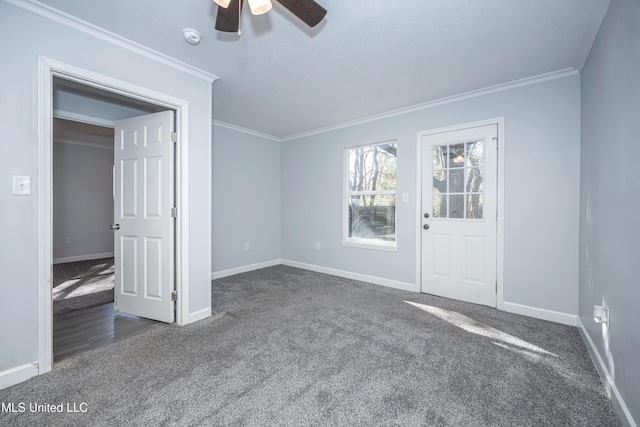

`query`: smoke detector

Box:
[183,28,201,45]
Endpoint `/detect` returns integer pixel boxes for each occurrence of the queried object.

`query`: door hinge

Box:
[171,290,177,302]
[171,207,177,218]
[171,132,177,143]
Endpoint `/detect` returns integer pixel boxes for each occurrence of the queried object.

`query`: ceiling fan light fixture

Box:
[213,0,231,8]
[247,0,272,15]
[214,0,327,33]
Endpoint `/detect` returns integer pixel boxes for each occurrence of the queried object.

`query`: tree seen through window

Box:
[346,142,397,243]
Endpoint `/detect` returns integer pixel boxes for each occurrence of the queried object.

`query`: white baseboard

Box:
[211,259,417,292]
[281,259,419,293]
[53,252,114,264]
[211,259,282,280]
[578,318,636,427]
[502,301,577,326]
[188,306,212,324]
[0,363,38,390]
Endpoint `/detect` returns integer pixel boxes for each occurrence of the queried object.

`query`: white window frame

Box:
[342,140,398,251]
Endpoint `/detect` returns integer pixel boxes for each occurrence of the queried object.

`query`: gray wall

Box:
[53,140,114,261]
[282,75,581,315]
[212,124,281,273]
[579,0,640,422]
[0,2,212,373]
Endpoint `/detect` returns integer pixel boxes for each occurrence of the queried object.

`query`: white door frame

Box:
[415,118,505,309]
[37,56,191,374]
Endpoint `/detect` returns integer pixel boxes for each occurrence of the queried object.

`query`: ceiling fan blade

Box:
[276,0,327,28]
[215,0,244,32]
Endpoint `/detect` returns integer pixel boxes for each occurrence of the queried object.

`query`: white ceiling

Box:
[37,0,609,139]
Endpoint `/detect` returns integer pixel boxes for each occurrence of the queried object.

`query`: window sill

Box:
[341,239,398,252]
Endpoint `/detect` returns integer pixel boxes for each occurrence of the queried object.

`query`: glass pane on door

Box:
[466,140,483,167]
[465,168,483,193]
[431,139,485,219]
[449,194,464,218]
[433,194,446,218]
[466,194,483,219]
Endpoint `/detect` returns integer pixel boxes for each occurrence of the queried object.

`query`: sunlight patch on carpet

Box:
[404,301,556,357]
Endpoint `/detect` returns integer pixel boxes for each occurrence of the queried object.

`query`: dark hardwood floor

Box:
[53,302,164,365]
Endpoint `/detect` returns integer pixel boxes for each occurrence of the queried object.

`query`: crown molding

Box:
[213,68,579,142]
[3,0,219,83]
[214,68,579,142]
[280,68,579,141]
[212,120,282,142]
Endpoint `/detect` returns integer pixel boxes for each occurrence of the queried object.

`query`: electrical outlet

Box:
[244,242,250,250]
[593,304,610,329]
[315,242,320,250]
[64,237,71,245]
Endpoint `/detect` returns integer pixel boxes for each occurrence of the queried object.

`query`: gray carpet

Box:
[53,258,114,315]
[0,265,620,426]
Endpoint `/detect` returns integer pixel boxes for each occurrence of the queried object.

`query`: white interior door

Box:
[113,111,175,323]
[420,124,497,307]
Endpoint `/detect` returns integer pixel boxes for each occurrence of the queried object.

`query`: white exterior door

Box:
[420,124,498,307]
[113,111,175,323]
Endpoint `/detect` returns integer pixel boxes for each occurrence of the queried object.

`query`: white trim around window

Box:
[342,140,398,251]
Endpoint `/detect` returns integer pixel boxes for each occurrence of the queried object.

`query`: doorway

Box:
[416,119,505,308]
[38,58,190,374]
[52,118,116,316]
[51,116,164,365]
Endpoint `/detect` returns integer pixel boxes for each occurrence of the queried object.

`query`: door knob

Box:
[423,224,430,230]
[110,223,120,230]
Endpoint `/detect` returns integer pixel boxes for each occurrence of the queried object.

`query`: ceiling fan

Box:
[213,0,327,33]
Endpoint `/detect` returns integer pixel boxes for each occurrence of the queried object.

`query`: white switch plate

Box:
[402,193,409,202]
[13,176,31,195]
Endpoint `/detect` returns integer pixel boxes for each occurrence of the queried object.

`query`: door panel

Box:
[114,111,175,323]
[121,236,138,295]
[463,235,484,283]
[431,234,450,277]
[145,156,163,217]
[421,124,497,307]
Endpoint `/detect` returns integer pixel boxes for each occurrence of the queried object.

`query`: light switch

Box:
[402,192,409,202]
[13,176,31,195]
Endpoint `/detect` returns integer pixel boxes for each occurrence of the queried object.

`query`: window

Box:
[343,141,397,250]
